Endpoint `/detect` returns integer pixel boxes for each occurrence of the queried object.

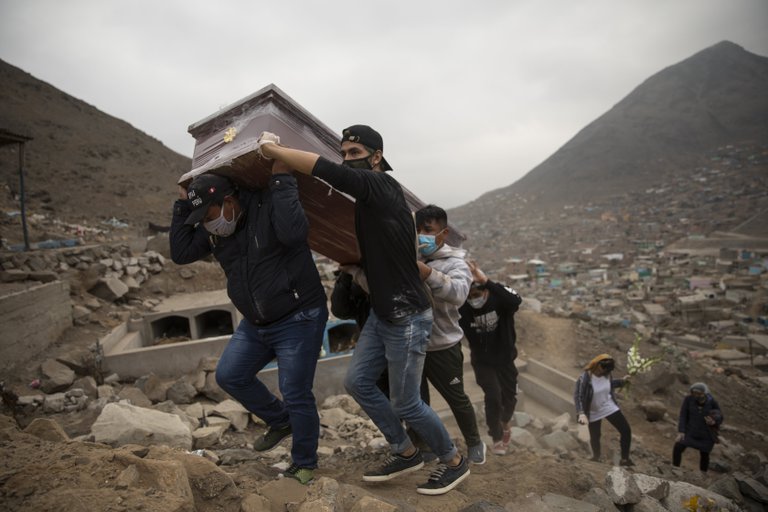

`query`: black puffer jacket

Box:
[170,174,326,326]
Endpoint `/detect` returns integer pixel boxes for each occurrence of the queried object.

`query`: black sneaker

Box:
[253,423,292,452]
[619,458,635,467]
[416,456,470,495]
[362,450,425,482]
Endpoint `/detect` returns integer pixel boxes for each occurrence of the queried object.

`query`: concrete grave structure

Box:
[101,290,359,403]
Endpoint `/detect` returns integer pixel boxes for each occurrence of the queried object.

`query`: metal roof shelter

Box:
[0,127,32,251]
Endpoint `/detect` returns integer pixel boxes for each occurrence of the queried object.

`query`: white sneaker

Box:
[491,440,507,455]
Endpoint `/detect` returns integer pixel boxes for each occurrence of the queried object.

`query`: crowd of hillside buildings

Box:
[455,143,768,367]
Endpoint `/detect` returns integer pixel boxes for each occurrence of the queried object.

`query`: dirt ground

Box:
[2,255,767,511]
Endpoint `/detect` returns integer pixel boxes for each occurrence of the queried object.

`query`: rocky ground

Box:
[1,225,768,511]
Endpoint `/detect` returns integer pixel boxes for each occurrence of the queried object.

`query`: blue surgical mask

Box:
[204,203,240,237]
[418,234,438,256]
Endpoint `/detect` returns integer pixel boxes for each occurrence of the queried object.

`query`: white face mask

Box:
[468,294,488,309]
[204,203,240,237]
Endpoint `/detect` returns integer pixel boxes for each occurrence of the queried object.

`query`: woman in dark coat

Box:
[673,382,723,472]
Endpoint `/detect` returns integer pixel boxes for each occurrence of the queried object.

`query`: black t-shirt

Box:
[313,157,429,320]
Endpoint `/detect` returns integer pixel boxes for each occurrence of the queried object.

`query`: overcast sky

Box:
[1,1,767,208]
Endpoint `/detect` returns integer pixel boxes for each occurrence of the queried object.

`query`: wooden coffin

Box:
[181,84,463,264]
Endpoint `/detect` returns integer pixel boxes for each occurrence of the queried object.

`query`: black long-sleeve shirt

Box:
[313,157,429,320]
[458,280,522,365]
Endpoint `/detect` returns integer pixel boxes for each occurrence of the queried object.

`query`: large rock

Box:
[192,425,226,449]
[548,413,572,433]
[73,376,99,399]
[320,407,354,429]
[707,476,744,504]
[23,418,69,442]
[117,386,153,408]
[241,493,271,512]
[166,378,198,404]
[580,488,619,511]
[512,411,533,428]
[350,495,399,512]
[259,477,311,511]
[734,472,768,504]
[202,372,230,402]
[40,358,75,393]
[296,477,349,512]
[152,400,199,432]
[211,399,249,431]
[91,402,193,450]
[112,451,194,509]
[605,466,642,505]
[540,430,579,452]
[321,394,362,415]
[137,374,171,403]
[508,427,539,449]
[633,473,670,500]
[632,496,669,512]
[88,276,129,302]
[640,400,668,422]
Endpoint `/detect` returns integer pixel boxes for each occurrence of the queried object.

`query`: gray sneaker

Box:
[363,450,425,482]
[467,442,487,465]
[416,456,470,495]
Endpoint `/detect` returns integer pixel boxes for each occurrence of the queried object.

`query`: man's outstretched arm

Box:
[258,132,319,175]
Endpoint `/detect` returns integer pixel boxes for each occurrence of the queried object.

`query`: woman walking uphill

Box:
[673,382,723,473]
[573,354,634,466]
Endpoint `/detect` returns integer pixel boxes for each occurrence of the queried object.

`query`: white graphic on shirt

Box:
[470,311,499,333]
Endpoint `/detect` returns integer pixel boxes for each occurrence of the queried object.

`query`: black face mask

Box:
[344,156,373,170]
[599,361,615,373]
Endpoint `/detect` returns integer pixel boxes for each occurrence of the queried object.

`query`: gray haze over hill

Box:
[0,41,766,247]
[468,41,768,209]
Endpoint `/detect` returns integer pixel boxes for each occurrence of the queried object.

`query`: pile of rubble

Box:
[0,243,167,301]
[4,348,768,511]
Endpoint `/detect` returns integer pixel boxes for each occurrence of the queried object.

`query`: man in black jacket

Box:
[459,261,522,456]
[258,126,469,496]
[169,162,328,485]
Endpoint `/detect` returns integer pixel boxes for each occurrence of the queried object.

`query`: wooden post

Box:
[18,141,30,251]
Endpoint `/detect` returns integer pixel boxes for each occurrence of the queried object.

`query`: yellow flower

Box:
[223,127,237,143]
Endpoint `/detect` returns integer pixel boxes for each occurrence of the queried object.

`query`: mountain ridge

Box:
[0,59,190,234]
[1,40,766,248]
[460,41,768,211]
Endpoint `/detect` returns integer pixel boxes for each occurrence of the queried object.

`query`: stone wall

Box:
[0,280,72,374]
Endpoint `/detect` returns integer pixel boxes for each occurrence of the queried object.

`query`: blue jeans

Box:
[216,306,328,468]
[344,308,457,463]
